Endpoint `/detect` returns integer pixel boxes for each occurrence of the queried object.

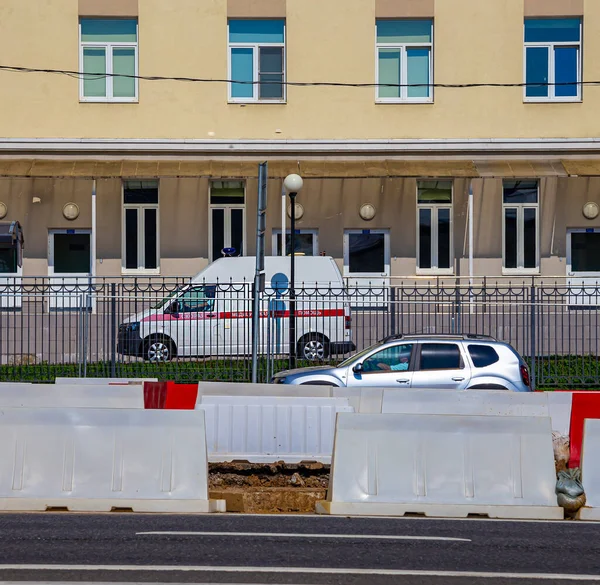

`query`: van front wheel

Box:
[297,334,329,361]
[144,336,175,363]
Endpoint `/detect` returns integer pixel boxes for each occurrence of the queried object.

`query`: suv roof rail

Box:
[380,333,498,342]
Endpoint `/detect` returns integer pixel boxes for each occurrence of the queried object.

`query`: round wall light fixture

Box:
[0,202,7,219]
[583,201,599,220]
[287,202,304,220]
[359,203,376,221]
[63,202,80,221]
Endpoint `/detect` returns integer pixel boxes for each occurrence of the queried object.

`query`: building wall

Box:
[2,176,600,278]
[0,0,599,140]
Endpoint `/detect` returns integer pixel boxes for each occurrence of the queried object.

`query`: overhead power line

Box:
[0,64,596,89]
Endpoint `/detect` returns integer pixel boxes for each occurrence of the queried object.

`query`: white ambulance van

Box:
[117,256,355,362]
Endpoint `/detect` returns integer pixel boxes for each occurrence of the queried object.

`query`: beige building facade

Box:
[0,0,599,284]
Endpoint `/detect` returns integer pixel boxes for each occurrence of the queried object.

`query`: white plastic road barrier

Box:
[196,381,333,402]
[0,408,223,513]
[0,384,143,409]
[546,392,573,437]
[578,419,600,521]
[317,413,562,519]
[197,395,353,463]
[54,377,156,385]
[336,389,571,435]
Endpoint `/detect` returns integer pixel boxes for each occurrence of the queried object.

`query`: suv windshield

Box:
[337,341,384,368]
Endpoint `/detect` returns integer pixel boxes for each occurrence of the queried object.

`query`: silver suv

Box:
[272,334,532,392]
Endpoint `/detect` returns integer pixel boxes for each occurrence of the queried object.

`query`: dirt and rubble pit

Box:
[208,461,330,514]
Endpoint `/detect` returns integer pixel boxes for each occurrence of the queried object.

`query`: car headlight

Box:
[272,376,286,384]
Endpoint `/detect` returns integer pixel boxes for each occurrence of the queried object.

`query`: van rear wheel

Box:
[298,334,329,361]
[144,336,175,363]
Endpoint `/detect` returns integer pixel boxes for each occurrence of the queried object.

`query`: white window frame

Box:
[208,182,246,262]
[523,20,582,103]
[121,182,160,275]
[271,229,319,256]
[502,181,540,275]
[416,182,453,275]
[567,228,600,276]
[48,229,93,276]
[343,229,391,278]
[227,22,286,104]
[79,20,139,103]
[375,20,433,104]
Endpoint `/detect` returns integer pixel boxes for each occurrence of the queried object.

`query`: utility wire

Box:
[0,64,596,88]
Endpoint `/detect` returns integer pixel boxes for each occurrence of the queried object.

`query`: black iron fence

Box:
[1,276,600,388]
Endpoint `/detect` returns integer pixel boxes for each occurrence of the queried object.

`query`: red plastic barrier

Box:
[143,381,168,409]
[569,393,600,468]
[164,383,198,410]
[143,381,197,410]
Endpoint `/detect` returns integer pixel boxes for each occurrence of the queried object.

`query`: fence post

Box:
[390,286,396,337]
[110,282,117,378]
[530,279,537,391]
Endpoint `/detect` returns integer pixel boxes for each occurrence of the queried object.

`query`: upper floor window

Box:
[502,180,539,273]
[524,18,581,102]
[417,180,453,273]
[80,19,138,102]
[228,20,285,103]
[376,19,433,103]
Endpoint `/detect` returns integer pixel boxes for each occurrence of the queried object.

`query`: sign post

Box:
[251,162,268,383]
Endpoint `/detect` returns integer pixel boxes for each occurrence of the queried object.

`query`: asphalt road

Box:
[1,513,600,584]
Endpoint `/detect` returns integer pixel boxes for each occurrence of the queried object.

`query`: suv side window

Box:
[419,343,463,370]
[362,344,414,373]
[468,344,499,368]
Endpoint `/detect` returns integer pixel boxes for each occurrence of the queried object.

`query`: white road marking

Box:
[135,531,470,542]
[0,566,598,581]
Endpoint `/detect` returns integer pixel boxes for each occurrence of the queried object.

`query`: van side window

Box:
[179,285,216,313]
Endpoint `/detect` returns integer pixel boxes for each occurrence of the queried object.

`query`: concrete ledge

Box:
[316,501,563,520]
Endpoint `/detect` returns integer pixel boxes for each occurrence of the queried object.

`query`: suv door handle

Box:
[396,379,410,384]
[452,377,465,381]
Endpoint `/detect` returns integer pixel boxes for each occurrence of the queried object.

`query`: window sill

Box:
[376,99,433,105]
[228,100,287,105]
[523,98,582,104]
[80,98,139,104]
[121,269,161,276]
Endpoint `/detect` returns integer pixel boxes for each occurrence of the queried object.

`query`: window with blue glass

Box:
[228,20,285,102]
[376,19,433,102]
[80,19,138,101]
[524,18,581,101]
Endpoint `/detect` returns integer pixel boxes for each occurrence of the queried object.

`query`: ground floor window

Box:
[568,229,600,274]
[210,181,245,260]
[122,180,159,273]
[417,180,453,273]
[48,230,92,275]
[272,229,318,256]
[343,229,390,275]
[502,180,539,273]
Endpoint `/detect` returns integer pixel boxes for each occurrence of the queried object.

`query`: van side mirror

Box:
[167,301,180,314]
[352,363,363,374]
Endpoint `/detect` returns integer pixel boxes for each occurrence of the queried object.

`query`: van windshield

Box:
[337,341,383,367]
[152,288,183,310]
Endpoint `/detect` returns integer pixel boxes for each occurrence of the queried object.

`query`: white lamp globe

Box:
[283,174,304,194]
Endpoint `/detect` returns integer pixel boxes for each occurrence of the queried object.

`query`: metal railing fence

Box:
[1,276,599,388]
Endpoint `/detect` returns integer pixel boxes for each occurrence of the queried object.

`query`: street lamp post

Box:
[283,173,303,369]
